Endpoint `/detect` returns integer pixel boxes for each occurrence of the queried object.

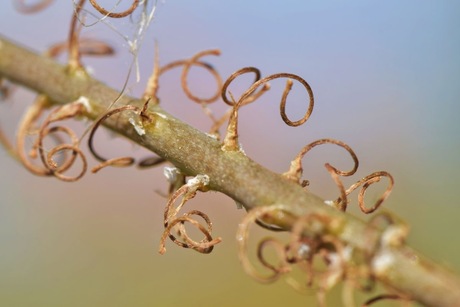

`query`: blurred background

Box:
[0,1,459,306]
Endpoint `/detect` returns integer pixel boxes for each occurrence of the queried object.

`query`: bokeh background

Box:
[1,1,459,306]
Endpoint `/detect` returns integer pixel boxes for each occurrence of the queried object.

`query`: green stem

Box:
[1,35,459,306]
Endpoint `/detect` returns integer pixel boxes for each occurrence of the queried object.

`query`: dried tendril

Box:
[47,37,115,59]
[237,205,290,283]
[222,69,313,151]
[15,96,51,176]
[88,101,157,173]
[237,208,396,307]
[15,98,90,181]
[237,206,355,305]
[339,171,394,214]
[284,138,394,214]
[159,174,222,254]
[142,48,227,138]
[144,49,224,111]
[283,138,359,195]
[89,0,139,18]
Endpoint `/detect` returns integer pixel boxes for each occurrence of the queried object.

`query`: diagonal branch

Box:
[1,35,459,307]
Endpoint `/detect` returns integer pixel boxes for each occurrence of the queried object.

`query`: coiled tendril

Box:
[87,104,162,172]
[236,206,409,306]
[89,0,139,18]
[237,205,354,305]
[159,174,222,254]
[221,69,314,151]
[14,97,89,182]
[145,49,223,104]
[283,138,393,214]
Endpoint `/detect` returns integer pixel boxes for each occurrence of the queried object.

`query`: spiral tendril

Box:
[159,174,222,254]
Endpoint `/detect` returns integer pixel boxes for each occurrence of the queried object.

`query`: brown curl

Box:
[180,49,223,104]
[237,205,292,283]
[340,171,394,214]
[233,71,314,126]
[159,215,222,254]
[256,238,292,280]
[286,214,346,292]
[46,143,87,181]
[89,0,139,18]
[221,67,265,106]
[152,50,223,104]
[222,70,313,151]
[238,206,352,302]
[284,138,358,210]
[16,96,51,176]
[87,105,140,172]
[24,100,88,181]
[159,175,221,254]
[47,38,115,59]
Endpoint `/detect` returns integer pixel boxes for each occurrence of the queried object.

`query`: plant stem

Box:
[1,35,459,306]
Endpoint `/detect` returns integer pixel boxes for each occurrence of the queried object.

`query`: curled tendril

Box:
[287,215,349,297]
[283,138,393,214]
[47,37,115,59]
[237,72,314,126]
[257,238,291,278]
[180,210,220,251]
[237,206,352,301]
[88,105,140,173]
[222,70,314,151]
[236,205,290,283]
[159,216,221,254]
[13,0,55,14]
[89,0,139,18]
[339,171,395,214]
[16,96,50,176]
[87,103,163,171]
[221,67,265,106]
[149,49,223,104]
[181,49,223,104]
[37,125,80,174]
[142,49,226,138]
[46,143,87,181]
[36,102,87,181]
[286,214,331,263]
[16,99,89,182]
[159,174,221,254]
[284,138,359,188]
[143,49,231,139]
